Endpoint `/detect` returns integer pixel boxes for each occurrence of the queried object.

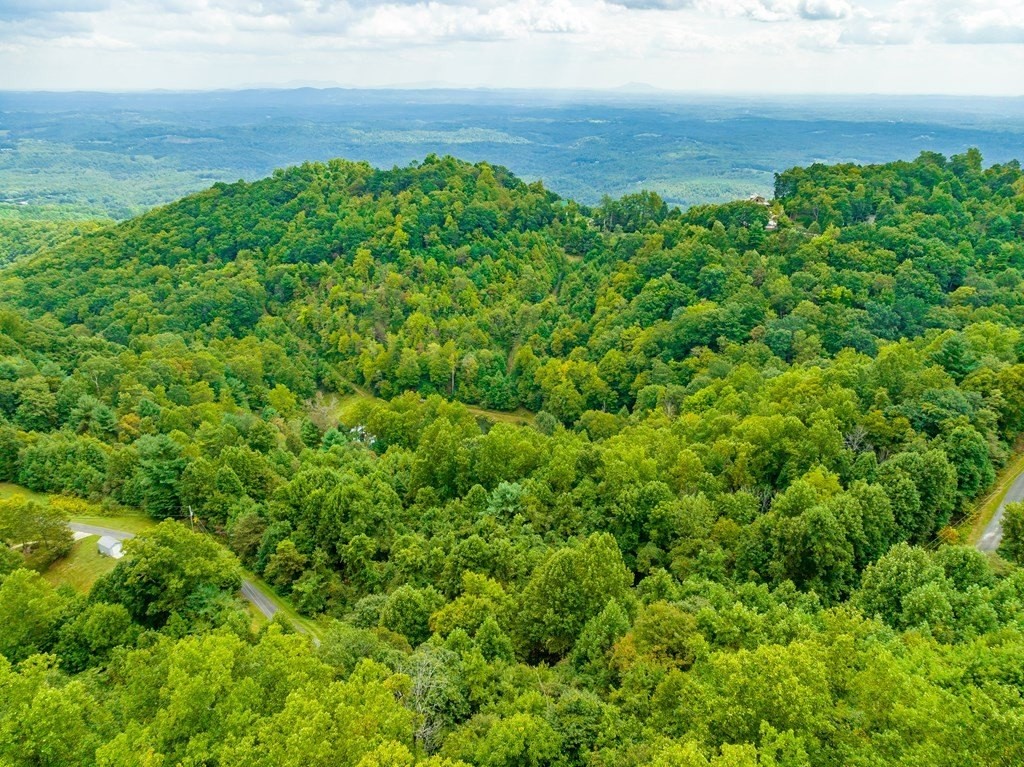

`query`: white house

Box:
[97,535,123,559]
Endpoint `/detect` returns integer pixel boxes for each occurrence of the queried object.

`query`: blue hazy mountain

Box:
[2,89,1022,219]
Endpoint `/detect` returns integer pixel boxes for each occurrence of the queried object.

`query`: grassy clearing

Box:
[0,481,157,534]
[328,391,378,425]
[324,387,535,429]
[964,447,1024,545]
[43,535,117,593]
[465,405,535,427]
[0,482,48,503]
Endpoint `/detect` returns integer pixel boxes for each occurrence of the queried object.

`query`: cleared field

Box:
[325,388,535,430]
[42,534,117,593]
[0,482,157,534]
[0,482,47,503]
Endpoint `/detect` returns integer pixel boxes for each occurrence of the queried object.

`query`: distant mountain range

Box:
[2,89,1023,219]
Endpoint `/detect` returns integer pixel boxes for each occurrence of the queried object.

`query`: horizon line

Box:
[1,86,1023,100]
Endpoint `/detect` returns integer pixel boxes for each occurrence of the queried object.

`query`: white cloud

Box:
[938,0,1024,45]
[0,0,1020,91]
[798,0,850,20]
[945,24,1024,44]
[604,0,694,10]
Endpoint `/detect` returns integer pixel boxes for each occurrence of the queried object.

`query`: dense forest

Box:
[2,149,1024,765]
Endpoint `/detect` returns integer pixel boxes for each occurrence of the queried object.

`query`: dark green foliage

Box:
[134,434,186,518]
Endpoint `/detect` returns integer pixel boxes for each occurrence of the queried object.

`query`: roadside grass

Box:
[69,514,157,536]
[43,535,117,593]
[241,569,323,639]
[963,447,1024,545]
[244,599,270,632]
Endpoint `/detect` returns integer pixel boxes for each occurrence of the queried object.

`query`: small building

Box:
[97,535,123,559]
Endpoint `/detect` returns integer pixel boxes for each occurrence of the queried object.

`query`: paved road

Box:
[241,580,280,620]
[68,522,279,620]
[977,470,1024,552]
[69,522,135,541]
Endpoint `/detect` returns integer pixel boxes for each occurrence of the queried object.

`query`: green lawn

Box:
[1,481,315,636]
[0,481,157,535]
[43,535,117,593]
[0,482,48,504]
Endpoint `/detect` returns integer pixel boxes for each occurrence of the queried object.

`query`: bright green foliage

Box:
[237,660,415,767]
[0,496,72,569]
[0,655,108,767]
[0,568,71,663]
[518,533,632,656]
[56,602,140,673]
[0,151,1021,764]
[0,544,20,579]
[1001,501,1024,565]
[430,572,511,637]
[465,712,561,767]
[380,584,444,646]
[91,520,242,628]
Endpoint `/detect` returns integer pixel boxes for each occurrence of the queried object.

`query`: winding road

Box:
[976,469,1024,553]
[69,522,281,620]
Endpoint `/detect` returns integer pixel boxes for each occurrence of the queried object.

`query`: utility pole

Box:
[188,505,195,531]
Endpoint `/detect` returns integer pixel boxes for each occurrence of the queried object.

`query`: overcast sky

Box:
[1,0,1021,94]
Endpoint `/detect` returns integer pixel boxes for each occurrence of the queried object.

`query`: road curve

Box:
[977,469,1024,553]
[68,522,279,621]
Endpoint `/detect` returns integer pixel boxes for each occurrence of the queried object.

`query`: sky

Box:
[0,0,1022,94]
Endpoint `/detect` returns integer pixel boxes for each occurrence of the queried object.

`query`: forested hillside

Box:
[2,150,1024,765]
